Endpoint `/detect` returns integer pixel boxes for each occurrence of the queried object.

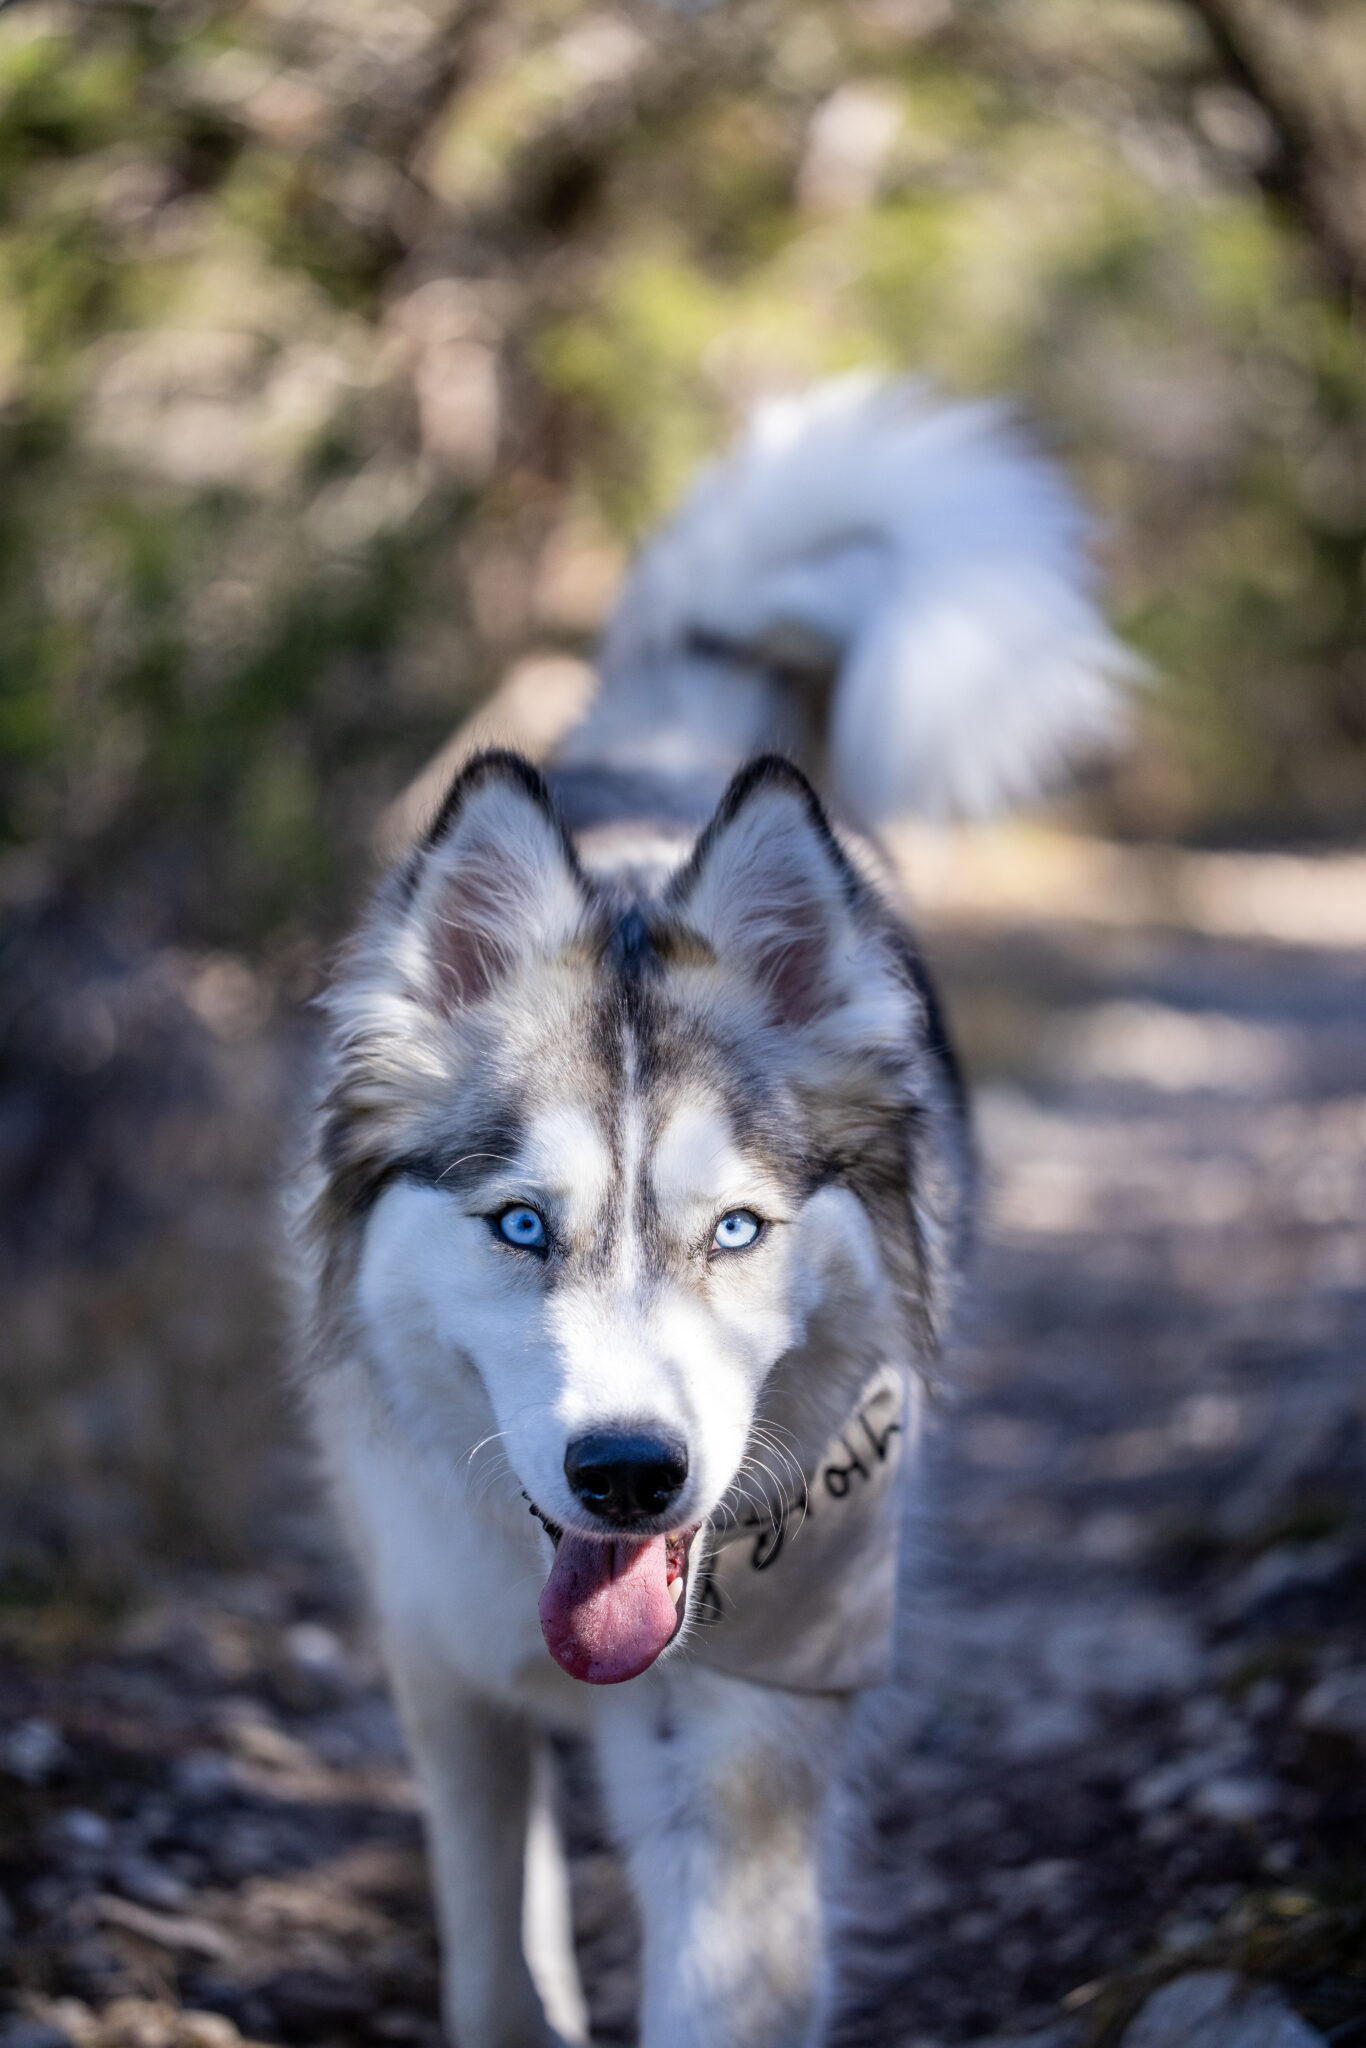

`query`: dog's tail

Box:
[561,374,1141,825]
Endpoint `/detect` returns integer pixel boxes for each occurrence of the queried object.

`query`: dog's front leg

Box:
[596,1671,848,2048]
[390,1656,565,2048]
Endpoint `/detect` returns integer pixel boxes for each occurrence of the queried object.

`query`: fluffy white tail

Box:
[566,375,1140,825]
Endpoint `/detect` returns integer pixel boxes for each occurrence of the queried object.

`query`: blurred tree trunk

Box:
[1185,0,1366,302]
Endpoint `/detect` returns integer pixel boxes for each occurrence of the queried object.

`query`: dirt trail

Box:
[2,850,1364,2048]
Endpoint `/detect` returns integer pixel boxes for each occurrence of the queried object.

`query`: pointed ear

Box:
[400,751,588,1014]
[668,757,901,1030]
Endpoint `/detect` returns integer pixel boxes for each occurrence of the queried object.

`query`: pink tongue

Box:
[539,1532,678,1684]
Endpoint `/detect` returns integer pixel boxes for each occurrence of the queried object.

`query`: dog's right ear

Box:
[398,752,587,1015]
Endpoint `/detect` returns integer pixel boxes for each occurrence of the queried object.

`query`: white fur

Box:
[312,1101,892,2048]
[299,377,1135,2048]
[564,373,1141,823]
[350,1081,837,1572]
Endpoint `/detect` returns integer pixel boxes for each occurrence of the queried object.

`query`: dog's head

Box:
[307,750,969,1682]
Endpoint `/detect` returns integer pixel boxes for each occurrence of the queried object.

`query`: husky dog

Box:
[291,378,1133,2048]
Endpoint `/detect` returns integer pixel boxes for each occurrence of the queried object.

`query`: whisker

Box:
[748,1429,808,1511]
[753,1441,806,1490]
[471,1447,515,1505]
[753,1425,806,1474]
[436,1151,519,1183]
[731,1456,790,1540]
[752,1426,808,1494]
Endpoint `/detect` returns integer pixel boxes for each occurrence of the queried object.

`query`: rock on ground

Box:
[1122,1971,1326,2048]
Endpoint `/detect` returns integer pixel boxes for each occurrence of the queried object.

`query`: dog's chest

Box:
[314,1383,597,1724]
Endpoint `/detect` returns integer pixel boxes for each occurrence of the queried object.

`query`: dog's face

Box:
[313,754,966,1680]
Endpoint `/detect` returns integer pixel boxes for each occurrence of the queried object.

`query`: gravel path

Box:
[3,854,1364,2048]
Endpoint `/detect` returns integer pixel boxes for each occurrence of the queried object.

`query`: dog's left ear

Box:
[669,757,908,1033]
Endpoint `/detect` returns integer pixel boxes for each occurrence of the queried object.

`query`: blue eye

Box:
[496,1205,547,1251]
[712,1209,762,1252]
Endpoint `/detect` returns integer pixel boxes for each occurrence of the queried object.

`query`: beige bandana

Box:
[685,1363,915,1695]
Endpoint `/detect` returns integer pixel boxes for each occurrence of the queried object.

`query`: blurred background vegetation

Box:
[2,0,1365,1594]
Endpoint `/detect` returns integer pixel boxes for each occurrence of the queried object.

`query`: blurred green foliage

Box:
[2,0,1365,956]
[2,0,1365,1587]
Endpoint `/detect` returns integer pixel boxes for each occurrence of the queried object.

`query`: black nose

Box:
[564,1431,689,1526]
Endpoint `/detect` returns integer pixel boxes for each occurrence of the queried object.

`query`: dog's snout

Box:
[564,1430,688,1526]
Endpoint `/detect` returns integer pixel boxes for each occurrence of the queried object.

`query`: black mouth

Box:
[524,1492,563,1547]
